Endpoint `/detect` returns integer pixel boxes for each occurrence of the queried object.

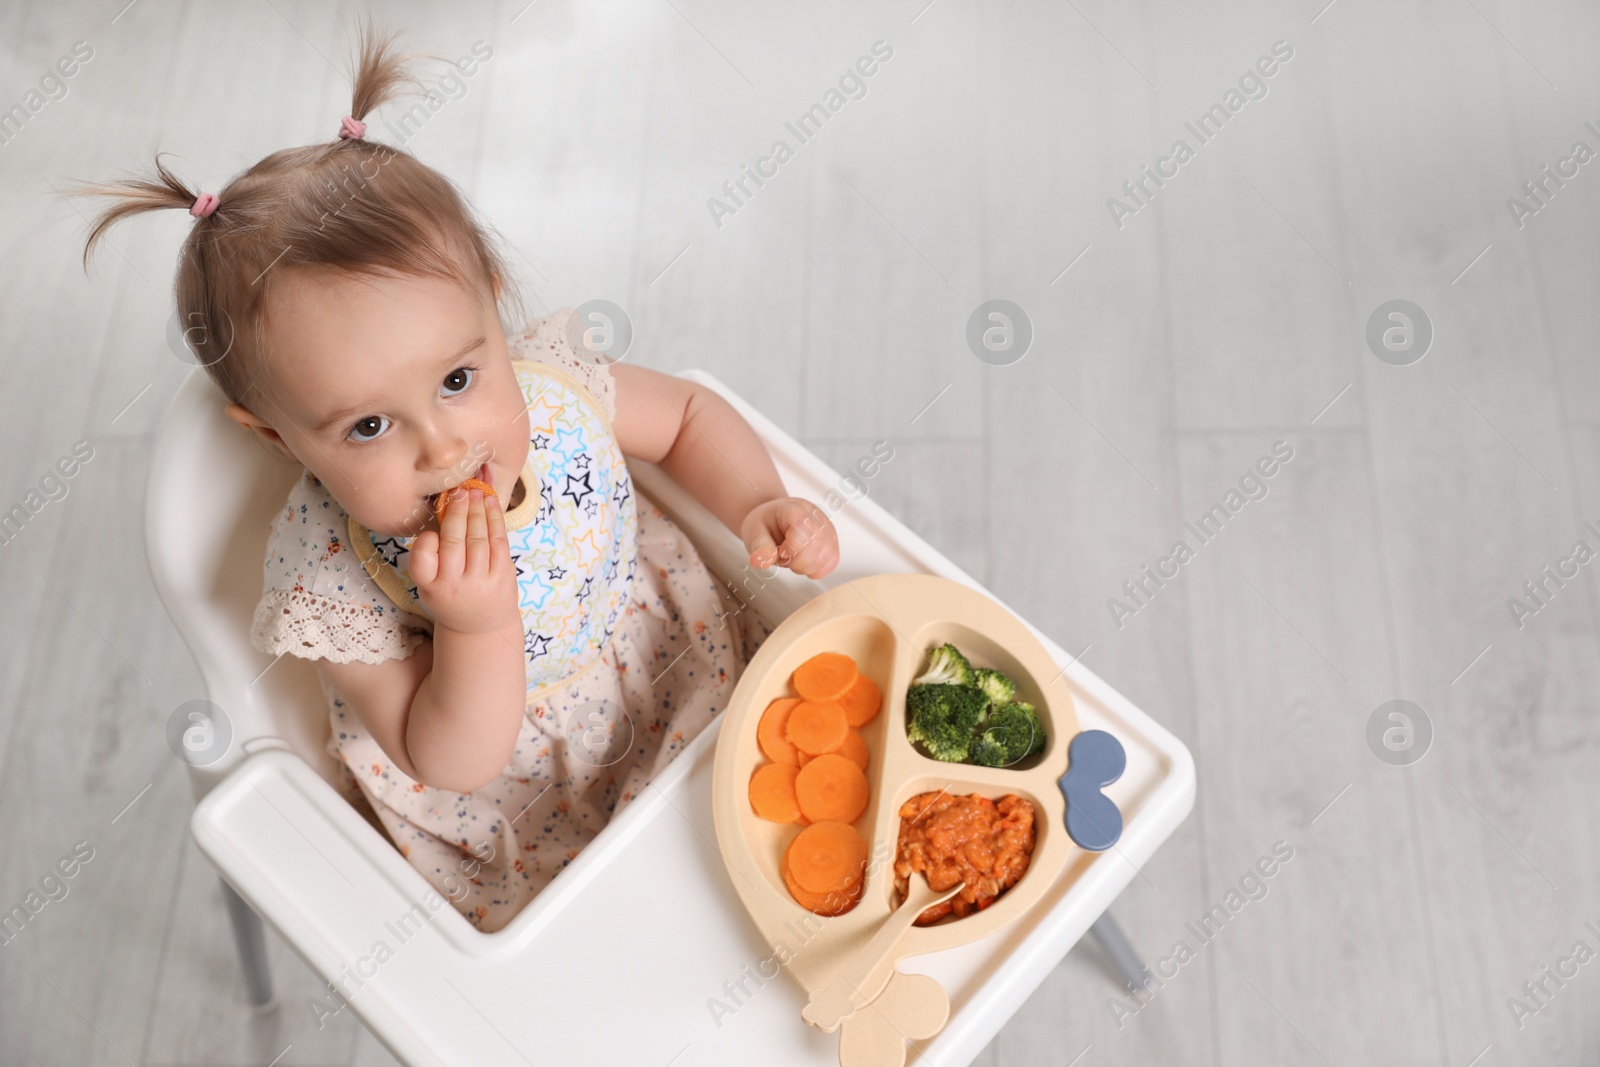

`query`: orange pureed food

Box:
[893,791,1035,925]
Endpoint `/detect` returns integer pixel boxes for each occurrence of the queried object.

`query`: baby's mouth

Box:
[425,461,492,514]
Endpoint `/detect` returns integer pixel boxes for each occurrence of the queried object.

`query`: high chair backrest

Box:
[146,368,345,801]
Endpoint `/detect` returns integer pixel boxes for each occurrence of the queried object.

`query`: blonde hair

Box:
[66,13,529,411]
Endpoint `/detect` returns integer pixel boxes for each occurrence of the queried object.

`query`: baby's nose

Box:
[419,432,469,474]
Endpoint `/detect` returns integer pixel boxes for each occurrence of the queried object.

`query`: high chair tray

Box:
[190,371,1195,1067]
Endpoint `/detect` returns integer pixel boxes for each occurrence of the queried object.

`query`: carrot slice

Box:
[835,728,870,773]
[792,751,814,819]
[749,762,802,823]
[837,674,881,727]
[786,821,868,895]
[793,653,859,702]
[785,700,849,756]
[782,847,861,916]
[433,478,497,521]
[795,753,870,824]
[757,698,802,764]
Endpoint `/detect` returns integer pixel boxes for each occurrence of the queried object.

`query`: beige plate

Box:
[710,574,1082,1057]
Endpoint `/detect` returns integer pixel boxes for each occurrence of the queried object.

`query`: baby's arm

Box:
[611,364,840,579]
[316,487,526,794]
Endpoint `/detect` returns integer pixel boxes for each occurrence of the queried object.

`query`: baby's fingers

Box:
[779,513,837,577]
[437,487,468,576]
[484,489,511,568]
[463,489,491,575]
[410,529,440,585]
[783,530,837,578]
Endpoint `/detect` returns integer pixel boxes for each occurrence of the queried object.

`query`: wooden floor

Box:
[2,0,1598,1063]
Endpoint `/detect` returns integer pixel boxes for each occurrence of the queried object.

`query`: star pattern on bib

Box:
[372,535,409,570]
[561,471,594,509]
[355,360,637,692]
[552,427,585,459]
[526,395,563,435]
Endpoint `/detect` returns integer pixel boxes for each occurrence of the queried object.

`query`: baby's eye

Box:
[441,365,476,397]
[347,415,389,443]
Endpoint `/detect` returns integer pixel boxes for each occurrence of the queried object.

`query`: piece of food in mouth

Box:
[431,475,498,521]
[893,791,1036,926]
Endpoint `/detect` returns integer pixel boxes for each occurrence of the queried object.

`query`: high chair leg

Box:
[1088,911,1151,993]
[219,876,276,1008]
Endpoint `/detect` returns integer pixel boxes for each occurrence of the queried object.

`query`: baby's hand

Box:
[409,487,522,636]
[741,497,839,579]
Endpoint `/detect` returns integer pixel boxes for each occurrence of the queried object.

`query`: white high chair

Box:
[148,365,1194,1066]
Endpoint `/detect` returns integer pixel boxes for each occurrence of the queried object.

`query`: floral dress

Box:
[248,309,769,933]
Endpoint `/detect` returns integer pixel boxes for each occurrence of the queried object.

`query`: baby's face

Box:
[244,268,531,539]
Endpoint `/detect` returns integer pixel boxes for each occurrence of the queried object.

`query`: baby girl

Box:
[73,20,838,933]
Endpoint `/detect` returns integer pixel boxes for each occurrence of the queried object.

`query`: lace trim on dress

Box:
[512,308,617,424]
[250,588,429,665]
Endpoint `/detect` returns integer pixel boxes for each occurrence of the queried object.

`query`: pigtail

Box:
[340,11,442,138]
[66,151,205,274]
[65,11,526,410]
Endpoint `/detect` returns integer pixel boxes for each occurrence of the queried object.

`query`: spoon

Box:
[801,872,965,1033]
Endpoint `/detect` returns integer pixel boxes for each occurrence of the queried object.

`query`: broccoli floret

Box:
[971,667,1017,706]
[969,702,1045,767]
[906,683,988,762]
[913,643,974,687]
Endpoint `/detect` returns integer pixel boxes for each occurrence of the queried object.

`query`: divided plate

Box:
[710,574,1082,1005]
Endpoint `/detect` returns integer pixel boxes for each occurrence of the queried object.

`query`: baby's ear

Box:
[224,401,298,463]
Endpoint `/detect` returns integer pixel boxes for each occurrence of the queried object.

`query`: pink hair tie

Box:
[190,192,219,218]
[338,115,367,140]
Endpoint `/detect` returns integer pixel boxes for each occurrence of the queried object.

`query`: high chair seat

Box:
[149,366,1194,1066]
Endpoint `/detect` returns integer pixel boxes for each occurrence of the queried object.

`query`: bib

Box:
[347,358,638,692]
